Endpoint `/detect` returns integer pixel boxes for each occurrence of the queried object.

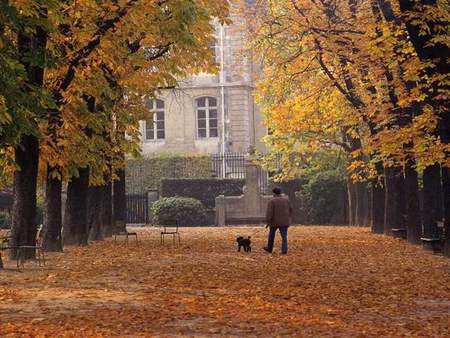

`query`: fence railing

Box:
[126,193,149,224]
[212,152,269,194]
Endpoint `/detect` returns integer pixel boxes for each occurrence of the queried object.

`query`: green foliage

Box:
[160,178,245,209]
[297,171,347,224]
[262,148,348,183]
[151,197,207,226]
[0,0,57,147]
[268,178,306,223]
[126,153,213,193]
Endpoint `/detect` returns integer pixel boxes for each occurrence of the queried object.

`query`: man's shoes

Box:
[263,247,272,253]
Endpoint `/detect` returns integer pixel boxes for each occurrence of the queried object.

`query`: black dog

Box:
[236,236,251,252]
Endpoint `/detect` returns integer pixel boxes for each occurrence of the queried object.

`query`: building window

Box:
[196,96,218,138]
[145,99,165,140]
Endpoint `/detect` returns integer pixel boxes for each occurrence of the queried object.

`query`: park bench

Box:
[421,220,445,253]
[420,237,442,253]
[421,219,445,253]
[160,220,180,245]
[392,228,407,239]
[113,221,138,244]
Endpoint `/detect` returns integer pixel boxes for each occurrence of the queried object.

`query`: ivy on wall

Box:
[126,153,213,193]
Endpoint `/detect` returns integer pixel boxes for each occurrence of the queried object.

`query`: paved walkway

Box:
[0,227,449,337]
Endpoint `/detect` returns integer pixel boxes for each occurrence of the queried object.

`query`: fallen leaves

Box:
[0,226,449,337]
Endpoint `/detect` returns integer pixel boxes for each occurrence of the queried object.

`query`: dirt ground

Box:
[0,226,449,337]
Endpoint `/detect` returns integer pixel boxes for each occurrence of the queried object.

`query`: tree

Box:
[398,0,450,254]
[1,0,229,254]
[242,0,448,245]
[38,0,229,249]
[1,1,55,259]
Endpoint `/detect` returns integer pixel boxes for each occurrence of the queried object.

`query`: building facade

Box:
[138,13,266,155]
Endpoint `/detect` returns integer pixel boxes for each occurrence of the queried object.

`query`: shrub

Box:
[297,171,347,224]
[151,197,207,226]
[160,178,244,209]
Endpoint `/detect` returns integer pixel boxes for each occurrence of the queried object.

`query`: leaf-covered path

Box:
[1,227,449,337]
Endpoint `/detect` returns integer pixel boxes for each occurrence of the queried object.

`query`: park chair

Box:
[160,220,180,245]
[0,231,12,269]
[16,226,45,268]
[113,220,138,244]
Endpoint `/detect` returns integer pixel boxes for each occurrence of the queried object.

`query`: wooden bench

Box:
[421,237,442,253]
[392,228,407,239]
[421,219,446,253]
[113,221,138,244]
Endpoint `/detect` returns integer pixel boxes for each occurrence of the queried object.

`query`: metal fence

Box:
[212,152,269,193]
[126,193,149,224]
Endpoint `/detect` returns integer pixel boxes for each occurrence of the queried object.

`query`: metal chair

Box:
[160,220,180,245]
[113,221,138,244]
[16,227,45,268]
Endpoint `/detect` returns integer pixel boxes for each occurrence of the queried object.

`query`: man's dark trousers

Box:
[266,227,288,254]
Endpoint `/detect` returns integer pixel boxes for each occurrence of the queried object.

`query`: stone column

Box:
[244,159,260,217]
[215,195,226,226]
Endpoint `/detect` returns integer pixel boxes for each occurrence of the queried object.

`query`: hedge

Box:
[151,197,207,226]
[160,178,245,209]
[296,171,347,224]
[126,153,212,193]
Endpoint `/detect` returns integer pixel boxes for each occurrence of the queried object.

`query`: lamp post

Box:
[219,23,227,177]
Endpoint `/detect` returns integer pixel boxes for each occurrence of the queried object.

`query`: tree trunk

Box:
[371,179,385,234]
[9,17,47,260]
[9,135,40,259]
[422,164,442,238]
[438,81,450,256]
[404,163,421,244]
[113,166,127,232]
[384,167,405,235]
[88,185,105,241]
[42,168,63,251]
[63,168,89,246]
[367,185,373,227]
[442,167,450,256]
[440,105,450,256]
[399,0,449,251]
[347,179,356,226]
[357,182,369,226]
[102,180,113,237]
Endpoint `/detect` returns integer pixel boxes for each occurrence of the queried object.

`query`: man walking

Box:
[264,187,292,255]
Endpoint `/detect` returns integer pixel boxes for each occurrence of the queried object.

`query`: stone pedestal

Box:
[215,158,271,226]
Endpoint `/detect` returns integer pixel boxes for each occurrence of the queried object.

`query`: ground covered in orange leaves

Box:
[0,226,449,337]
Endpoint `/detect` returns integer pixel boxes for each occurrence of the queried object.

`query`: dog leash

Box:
[236,225,267,238]
[251,225,268,236]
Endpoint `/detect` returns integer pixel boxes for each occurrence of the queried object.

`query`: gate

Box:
[126,193,149,224]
